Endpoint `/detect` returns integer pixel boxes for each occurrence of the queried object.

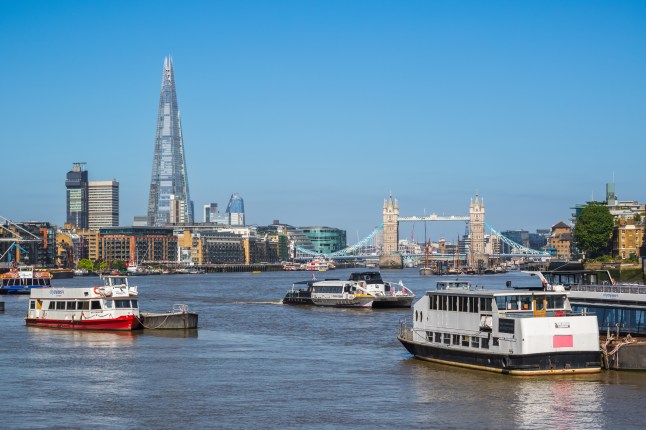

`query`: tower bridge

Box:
[292,193,550,266]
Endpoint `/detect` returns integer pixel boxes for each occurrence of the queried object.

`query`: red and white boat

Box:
[25,276,141,330]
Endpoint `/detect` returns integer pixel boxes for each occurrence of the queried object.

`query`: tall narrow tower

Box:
[147,56,193,226]
[469,194,486,269]
[65,162,89,229]
[379,193,403,269]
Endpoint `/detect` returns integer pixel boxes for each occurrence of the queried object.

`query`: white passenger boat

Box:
[310,280,375,308]
[398,287,601,375]
[24,275,141,331]
[347,271,415,308]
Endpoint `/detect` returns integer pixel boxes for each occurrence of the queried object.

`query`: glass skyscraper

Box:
[226,193,245,226]
[147,56,193,226]
[65,162,89,228]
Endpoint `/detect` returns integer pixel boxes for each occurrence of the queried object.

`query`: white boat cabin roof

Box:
[426,289,567,298]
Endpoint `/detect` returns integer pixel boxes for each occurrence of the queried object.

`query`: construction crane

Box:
[0,214,41,265]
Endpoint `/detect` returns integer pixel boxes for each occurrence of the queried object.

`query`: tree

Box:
[573,202,614,259]
[77,258,93,271]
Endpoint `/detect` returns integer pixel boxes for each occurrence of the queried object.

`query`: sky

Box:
[1,1,645,243]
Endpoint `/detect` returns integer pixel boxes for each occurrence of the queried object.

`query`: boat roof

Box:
[426,289,567,297]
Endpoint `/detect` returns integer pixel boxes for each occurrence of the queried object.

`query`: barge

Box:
[398,287,601,375]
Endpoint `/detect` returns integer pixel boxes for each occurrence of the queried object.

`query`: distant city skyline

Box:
[2,1,645,241]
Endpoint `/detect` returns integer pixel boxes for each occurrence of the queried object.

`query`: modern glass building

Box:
[65,162,89,229]
[147,56,193,226]
[226,193,245,226]
[300,226,347,254]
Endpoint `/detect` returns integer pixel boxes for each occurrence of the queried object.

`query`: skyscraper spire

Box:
[147,56,193,226]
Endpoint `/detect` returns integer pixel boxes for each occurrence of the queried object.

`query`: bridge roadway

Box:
[398,215,469,222]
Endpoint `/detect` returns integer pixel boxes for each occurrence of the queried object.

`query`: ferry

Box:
[347,271,415,308]
[310,280,374,308]
[0,266,52,295]
[24,275,141,330]
[398,287,601,375]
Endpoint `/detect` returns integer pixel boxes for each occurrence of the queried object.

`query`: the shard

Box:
[147,56,193,226]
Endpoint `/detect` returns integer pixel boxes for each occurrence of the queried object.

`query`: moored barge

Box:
[398,288,601,375]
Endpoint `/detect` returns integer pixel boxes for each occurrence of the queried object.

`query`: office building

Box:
[147,56,193,226]
[226,193,245,226]
[88,180,119,229]
[65,162,89,229]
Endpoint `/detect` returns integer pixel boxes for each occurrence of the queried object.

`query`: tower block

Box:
[379,193,403,269]
[469,194,487,270]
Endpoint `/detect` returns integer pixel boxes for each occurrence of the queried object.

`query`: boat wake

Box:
[232,300,284,305]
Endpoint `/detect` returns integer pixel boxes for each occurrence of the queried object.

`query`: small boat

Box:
[140,304,198,329]
[347,271,415,308]
[398,285,601,375]
[305,259,329,271]
[24,275,140,330]
[48,268,74,279]
[0,266,52,295]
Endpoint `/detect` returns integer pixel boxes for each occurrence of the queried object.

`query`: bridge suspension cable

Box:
[486,223,550,256]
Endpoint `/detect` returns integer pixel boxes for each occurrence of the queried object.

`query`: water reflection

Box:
[404,358,608,429]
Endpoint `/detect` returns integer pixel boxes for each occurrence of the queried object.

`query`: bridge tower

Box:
[469,194,487,270]
[379,193,403,269]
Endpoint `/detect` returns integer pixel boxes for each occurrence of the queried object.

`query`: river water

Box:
[1,269,645,429]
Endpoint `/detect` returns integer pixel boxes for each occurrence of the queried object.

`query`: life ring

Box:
[555,310,565,317]
[93,286,101,295]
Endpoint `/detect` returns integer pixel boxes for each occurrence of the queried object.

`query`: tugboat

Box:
[398,285,601,375]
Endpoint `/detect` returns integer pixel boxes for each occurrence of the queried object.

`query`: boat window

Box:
[426,331,433,341]
[30,300,35,310]
[535,296,546,311]
[469,297,477,313]
[452,334,460,345]
[493,337,500,347]
[459,297,467,312]
[77,301,90,310]
[49,302,56,310]
[56,302,65,310]
[520,296,532,311]
[115,299,131,309]
[130,300,138,309]
[434,332,442,343]
[103,301,114,309]
[415,310,418,321]
[471,337,479,348]
[449,296,457,312]
[443,333,450,345]
[481,337,489,349]
[496,296,519,311]
[480,298,492,312]
[91,301,102,310]
[439,296,446,311]
[66,301,76,310]
[461,336,470,347]
[546,295,565,309]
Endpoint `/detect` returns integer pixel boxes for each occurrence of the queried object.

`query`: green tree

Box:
[77,258,93,271]
[573,202,614,259]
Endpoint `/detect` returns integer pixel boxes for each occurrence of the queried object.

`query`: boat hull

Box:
[311,296,374,308]
[140,312,198,329]
[25,314,140,331]
[371,296,414,308]
[398,336,601,375]
[282,292,314,305]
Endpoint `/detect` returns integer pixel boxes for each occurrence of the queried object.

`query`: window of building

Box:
[471,337,479,348]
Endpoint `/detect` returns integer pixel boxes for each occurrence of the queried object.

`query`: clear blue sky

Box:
[2,1,645,242]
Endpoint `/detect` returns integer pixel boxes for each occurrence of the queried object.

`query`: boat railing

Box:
[398,320,413,340]
[173,304,190,313]
[569,284,646,295]
[500,310,583,318]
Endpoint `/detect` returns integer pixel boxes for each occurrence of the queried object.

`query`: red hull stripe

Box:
[25,315,140,331]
